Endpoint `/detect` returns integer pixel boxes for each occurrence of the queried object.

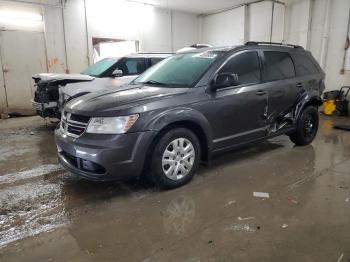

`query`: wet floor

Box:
[0,115,349,261]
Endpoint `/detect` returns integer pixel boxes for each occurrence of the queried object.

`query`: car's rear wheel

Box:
[150,128,201,189]
[289,106,319,146]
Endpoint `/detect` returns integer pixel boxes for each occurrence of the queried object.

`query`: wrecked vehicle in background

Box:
[32,53,171,119]
[32,73,93,118]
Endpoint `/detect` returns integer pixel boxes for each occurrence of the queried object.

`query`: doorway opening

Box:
[92,38,139,63]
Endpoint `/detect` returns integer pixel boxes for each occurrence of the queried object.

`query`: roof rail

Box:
[245,41,303,49]
[136,52,173,54]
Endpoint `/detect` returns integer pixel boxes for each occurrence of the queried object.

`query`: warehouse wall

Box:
[201,6,245,46]
[0,0,199,112]
[49,0,200,73]
[284,0,350,91]
[200,1,285,46]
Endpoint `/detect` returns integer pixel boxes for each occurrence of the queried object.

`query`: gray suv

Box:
[55,42,325,189]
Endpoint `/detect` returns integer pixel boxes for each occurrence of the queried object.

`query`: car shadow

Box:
[58,139,285,205]
[201,139,285,173]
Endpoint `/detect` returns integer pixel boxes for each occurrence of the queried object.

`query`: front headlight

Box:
[86,114,139,134]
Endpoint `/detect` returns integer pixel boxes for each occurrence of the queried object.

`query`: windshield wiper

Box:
[141,80,169,86]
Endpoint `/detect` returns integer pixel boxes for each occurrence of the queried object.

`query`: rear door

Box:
[290,52,322,96]
[261,50,299,123]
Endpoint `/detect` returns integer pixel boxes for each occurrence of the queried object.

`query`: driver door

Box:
[205,51,269,151]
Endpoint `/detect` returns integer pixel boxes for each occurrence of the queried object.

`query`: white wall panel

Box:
[172,11,199,51]
[271,3,285,43]
[43,6,67,73]
[284,0,350,91]
[248,1,272,42]
[140,8,172,52]
[284,0,311,47]
[0,53,5,113]
[63,0,89,73]
[201,6,245,46]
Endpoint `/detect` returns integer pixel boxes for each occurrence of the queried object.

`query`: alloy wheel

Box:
[162,138,195,181]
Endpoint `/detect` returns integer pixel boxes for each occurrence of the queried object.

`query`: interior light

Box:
[0,10,43,29]
[0,10,42,21]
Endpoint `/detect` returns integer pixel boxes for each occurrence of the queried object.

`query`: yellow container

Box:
[323,100,336,115]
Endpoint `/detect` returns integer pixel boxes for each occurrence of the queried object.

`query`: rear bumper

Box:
[55,128,157,181]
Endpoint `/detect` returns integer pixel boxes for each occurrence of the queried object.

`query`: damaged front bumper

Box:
[32,99,60,118]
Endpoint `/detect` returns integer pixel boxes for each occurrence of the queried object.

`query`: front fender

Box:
[144,107,213,149]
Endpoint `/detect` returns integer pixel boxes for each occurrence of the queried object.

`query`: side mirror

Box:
[212,73,239,90]
[111,69,123,77]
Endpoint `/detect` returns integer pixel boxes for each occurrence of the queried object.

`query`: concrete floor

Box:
[0,115,349,262]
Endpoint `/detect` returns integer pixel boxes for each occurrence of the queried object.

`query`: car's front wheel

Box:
[150,128,201,189]
[289,106,319,146]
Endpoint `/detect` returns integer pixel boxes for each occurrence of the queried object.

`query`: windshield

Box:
[81,58,118,77]
[134,51,220,87]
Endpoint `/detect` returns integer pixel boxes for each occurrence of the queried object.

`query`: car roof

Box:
[123,53,173,58]
[178,42,305,54]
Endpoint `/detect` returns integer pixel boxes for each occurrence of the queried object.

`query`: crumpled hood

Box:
[66,85,188,115]
[62,75,136,97]
[32,73,94,84]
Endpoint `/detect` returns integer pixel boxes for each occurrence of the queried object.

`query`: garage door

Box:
[0,30,47,113]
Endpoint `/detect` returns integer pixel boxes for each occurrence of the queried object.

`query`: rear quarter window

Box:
[292,53,319,76]
[264,51,295,81]
[149,58,163,66]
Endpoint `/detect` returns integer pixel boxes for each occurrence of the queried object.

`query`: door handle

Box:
[296,83,303,88]
[256,90,267,96]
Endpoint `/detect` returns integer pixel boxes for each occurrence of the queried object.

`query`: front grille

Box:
[34,83,59,102]
[61,111,90,138]
[34,90,50,103]
[70,114,90,123]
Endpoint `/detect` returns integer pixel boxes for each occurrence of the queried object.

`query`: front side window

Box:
[264,51,295,81]
[81,58,118,77]
[218,51,261,85]
[117,58,145,75]
[134,51,221,87]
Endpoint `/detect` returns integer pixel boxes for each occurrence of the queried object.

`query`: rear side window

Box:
[149,58,163,66]
[117,58,145,75]
[219,51,261,85]
[264,51,295,81]
[292,53,319,76]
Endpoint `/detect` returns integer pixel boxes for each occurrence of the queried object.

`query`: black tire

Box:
[150,128,201,189]
[289,106,319,146]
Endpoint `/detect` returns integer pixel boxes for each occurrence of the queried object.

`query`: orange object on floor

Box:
[323,100,336,115]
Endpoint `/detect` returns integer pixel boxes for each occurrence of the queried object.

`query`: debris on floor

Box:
[225,200,236,206]
[345,198,350,202]
[226,223,256,233]
[281,224,288,229]
[237,216,255,221]
[287,197,299,205]
[336,253,344,262]
[253,192,270,198]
